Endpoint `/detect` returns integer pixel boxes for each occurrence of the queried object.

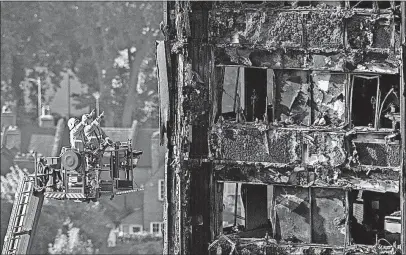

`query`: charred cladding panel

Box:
[355,142,401,167]
[210,122,349,168]
[210,123,301,163]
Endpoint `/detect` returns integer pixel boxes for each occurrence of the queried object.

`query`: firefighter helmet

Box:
[68,118,78,130]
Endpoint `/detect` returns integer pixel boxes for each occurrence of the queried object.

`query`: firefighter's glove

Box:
[82,114,89,123]
[89,109,96,118]
[105,137,113,146]
[95,111,105,123]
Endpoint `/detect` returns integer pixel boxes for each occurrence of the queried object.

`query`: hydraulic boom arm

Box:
[2,175,44,255]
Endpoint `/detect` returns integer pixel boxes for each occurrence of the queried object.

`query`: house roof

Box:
[133,167,152,186]
[0,146,16,160]
[1,127,21,149]
[20,125,56,156]
[103,128,133,144]
[27,134,55,157]
[120,208,144,225]
[145,165,165,186]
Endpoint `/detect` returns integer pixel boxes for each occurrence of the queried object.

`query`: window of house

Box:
[151,222,163,236]
[131,225,143,234]
[220,67,274,122]
[351,74,400,130]
[158,179,165,201]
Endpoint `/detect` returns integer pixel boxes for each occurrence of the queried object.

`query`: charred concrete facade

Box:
[158,1,406,254]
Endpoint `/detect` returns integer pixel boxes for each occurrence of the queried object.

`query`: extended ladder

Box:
[2,175,44,255]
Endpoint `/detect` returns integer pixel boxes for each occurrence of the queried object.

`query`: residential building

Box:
[117,130,166,237]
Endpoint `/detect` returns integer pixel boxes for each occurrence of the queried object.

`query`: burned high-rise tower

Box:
[157,1,406,254]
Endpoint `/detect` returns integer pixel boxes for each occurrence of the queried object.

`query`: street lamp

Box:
[67,70,72,118]
[27,77,41,126]
[92,92,100,116]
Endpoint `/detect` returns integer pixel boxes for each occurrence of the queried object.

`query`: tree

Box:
[0,165,30,203]
[70,2,162,127]
[1,2,72,125]
[1,2,162,127]
[48,218,98,254]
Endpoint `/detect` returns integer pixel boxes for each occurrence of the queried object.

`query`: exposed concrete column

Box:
[400,1,406,254]
[151,131,161,175]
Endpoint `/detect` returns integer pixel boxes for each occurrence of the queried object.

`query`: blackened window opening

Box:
[222,183,270,238]
[377,1,391,9]
[352,77,378,127]
[245,68,267,122]
[350,1,374,8]
[350,190,400,245]
[242,1,263,4]
[378,74,400,129]
[297,1,311,6]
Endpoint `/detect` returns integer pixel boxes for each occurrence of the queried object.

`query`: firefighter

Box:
[67,113,91,149]
[84,111,113,152]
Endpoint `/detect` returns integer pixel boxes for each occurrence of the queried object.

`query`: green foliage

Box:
[104,240,163,255]
[31,199,119,254]
[1,2,71,125]
[1,2,162,127]
[0,165,29,203]
[48,218,98,254]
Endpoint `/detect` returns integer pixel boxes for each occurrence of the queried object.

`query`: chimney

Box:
[151,131,161,174]
[39,105,54,128]
[1,105,17,129]
[1,126,21,151]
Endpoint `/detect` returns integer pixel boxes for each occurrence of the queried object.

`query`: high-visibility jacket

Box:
[84,120,108,149]
[69,121,86,149]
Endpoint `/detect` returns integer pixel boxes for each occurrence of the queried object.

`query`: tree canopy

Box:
[1,2,162,127]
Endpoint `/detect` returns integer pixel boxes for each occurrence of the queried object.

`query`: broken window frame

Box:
[218,182,399,249]
[219,66,275,123]
[350,73,400,131]
[220,66,245,119]
[219,183,352,246]
[218,66,350,127]
[222,182,246,230]
[350,74,381,129]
